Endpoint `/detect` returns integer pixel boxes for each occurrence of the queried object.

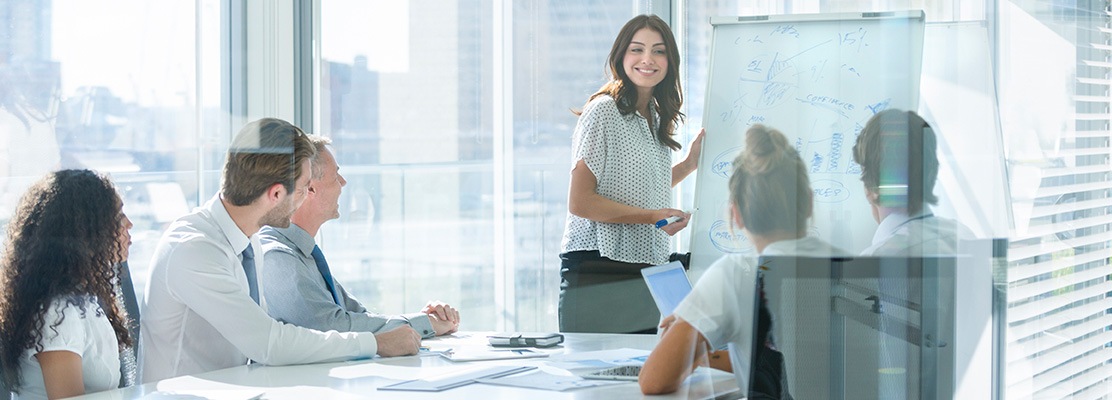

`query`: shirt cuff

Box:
[403,312,435,338]
[357,330,379,357]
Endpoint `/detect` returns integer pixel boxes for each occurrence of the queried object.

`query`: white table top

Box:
[75,332,740,399]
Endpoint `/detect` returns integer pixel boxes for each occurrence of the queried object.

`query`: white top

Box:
[861,207,973,256]
[140,195,377,383]
[561,95,673,264]
[15,295,120,400]
[672,236,844,392]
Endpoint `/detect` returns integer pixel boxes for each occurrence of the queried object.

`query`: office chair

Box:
[0,367,9,400]
[117,261,140,388]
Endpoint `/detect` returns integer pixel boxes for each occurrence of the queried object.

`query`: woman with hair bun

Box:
[0,169,134,399]
[640,125,844,396]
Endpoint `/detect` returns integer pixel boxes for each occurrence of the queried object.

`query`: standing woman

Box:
[560,14,704,333]
[0,170,134,399]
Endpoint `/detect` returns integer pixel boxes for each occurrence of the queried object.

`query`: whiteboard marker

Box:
[655,215,685,229]
[655,209,698,229]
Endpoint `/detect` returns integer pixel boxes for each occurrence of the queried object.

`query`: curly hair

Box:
[0,169,132,391]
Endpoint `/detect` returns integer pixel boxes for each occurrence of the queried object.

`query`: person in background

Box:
[559,14,704,334]
[259,135,460,337]
[640,125,845,396]
[0,170,133,399]
[852,109,972,256]
[140,118,420,383]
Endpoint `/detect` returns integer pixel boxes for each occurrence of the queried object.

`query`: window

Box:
[997,1,1112,397]
[0,0,227,302]
[316,1,635,330]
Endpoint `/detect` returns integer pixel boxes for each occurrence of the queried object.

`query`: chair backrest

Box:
[754,255,961,400]
[117,261,140,387]
[0,366,10,399]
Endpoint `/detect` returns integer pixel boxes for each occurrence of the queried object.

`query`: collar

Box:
[268,223,317,258]
[206,194,251,254]
[870,207,934,246]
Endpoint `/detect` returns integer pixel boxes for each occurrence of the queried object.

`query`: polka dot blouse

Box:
[561,95,673,265]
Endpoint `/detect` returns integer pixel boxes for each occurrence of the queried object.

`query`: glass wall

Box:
[0,1,1107,396]
[0,0,227,302]
[316,0,635,330]
[996,1,1112,398]
[677,1,1110,398]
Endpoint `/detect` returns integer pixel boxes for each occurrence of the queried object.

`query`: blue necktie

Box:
[311,245,343,307]
[241,245,259,304]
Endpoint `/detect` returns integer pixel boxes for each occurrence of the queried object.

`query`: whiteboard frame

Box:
[689,10,927,274]
[708,10,926,26]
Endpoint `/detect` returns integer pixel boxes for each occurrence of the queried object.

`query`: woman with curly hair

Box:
[0,169,133,399]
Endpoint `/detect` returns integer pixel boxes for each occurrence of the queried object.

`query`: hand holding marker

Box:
[656,210,695,229]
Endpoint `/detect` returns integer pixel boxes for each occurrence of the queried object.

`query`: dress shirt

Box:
[861,207,973,256]
[258,224,435,338]
[140,195,377,383]
[673,236,845,393]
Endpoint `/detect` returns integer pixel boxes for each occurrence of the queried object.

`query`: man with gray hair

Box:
[259,135,461,337]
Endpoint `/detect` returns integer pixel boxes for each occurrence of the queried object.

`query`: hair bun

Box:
[741,124,792,174]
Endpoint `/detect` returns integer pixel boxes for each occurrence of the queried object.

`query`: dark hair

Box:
[852,109,938,215]
[0,170,132,391]
[222,118,317,206]
[729,125,812,236]
[577,14,684,151]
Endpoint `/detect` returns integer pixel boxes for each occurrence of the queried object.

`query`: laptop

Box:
[640,261,693,317]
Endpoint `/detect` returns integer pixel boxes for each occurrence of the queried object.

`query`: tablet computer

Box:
[640,261,693,316]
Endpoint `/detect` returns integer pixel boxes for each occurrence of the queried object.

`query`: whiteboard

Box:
[689,11,926,273]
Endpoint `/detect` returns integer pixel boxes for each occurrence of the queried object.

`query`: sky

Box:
[49,0,409,108]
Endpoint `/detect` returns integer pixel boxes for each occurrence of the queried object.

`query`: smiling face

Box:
[622,27,669,99]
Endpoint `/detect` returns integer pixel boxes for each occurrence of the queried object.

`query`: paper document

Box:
[440,347,551,362]
[477,370,625,391]
[546,348,650,370]
[139,390,263,400]
[329,363,478,381]
[378,365,536,392]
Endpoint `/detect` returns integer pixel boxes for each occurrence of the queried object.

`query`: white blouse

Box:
[561,95,673,265]
[672,236,845,392]
[16,295,120,400]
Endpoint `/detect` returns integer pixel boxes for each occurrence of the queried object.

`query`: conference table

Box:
[76,333,741,399]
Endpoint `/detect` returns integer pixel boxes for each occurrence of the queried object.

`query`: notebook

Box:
[580,365,642,381]
[640,261,693,316]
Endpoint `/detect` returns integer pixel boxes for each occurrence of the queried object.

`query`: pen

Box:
[655,215,684,228]
[655,209,696,229]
